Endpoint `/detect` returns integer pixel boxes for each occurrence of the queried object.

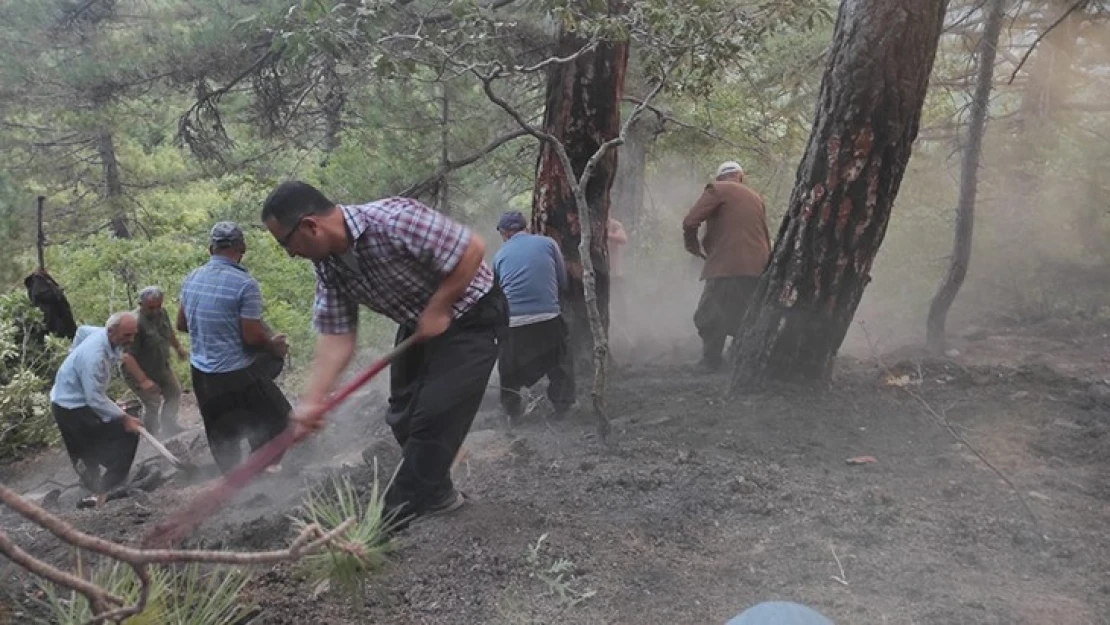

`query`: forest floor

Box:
[1,317,1109,625]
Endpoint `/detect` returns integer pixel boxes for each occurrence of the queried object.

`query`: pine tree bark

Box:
[531,3,629,372]
[97,129,130,239]
[730,0,949,391]
[926,0,1007,353]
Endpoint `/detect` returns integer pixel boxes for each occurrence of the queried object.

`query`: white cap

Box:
[716,161,743,177]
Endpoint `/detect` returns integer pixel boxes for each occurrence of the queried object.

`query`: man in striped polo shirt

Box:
[177,222,291,473]
[261,181,507,527]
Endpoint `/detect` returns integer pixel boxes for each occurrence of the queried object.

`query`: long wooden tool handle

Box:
[143,336,418,547]
[137,427,183,468]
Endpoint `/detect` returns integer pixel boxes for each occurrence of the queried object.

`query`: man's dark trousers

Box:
[385,285,508,524]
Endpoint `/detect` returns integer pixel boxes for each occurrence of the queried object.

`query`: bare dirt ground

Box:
[1,319,1108,625]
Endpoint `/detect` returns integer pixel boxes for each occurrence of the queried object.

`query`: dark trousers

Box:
[52,403,139,493]
[385,286,507,523]
[498,316,575,417]
[190,362,291,474]
[693,276,760,367]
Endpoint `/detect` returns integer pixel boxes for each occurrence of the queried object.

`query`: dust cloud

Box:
[609,157,711,366]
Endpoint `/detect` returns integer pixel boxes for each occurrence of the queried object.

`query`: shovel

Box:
[143,336,417,547]
[137,426,200,476]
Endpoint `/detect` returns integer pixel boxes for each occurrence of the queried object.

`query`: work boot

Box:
[697,338,725,373]
[425,489,467,518]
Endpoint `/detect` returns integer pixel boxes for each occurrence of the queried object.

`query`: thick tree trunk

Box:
[531,6,629,373]
[730,0,949,391]
[926,0,1007,354]
[96,129,130,239]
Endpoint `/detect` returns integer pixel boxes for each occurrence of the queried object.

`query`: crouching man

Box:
[49,311,144,504]
[492,211,575,421]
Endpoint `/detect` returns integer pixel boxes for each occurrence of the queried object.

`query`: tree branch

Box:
[399,127,531,198]
[0,483,356,625]
[422,0,519,25]
[1007,0,1087,84]
[0,529,124,616]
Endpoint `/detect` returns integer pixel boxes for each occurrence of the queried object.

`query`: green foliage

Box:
[0,292,67,460]
[34,559,253,625]
[291,466,395,608]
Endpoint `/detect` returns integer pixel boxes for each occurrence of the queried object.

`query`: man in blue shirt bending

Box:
[492,211,575,421]
[50,311,144,502]
[178,222,291,473]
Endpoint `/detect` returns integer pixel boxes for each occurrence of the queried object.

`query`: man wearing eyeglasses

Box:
[260,181,507,528]
[177,222,292,473]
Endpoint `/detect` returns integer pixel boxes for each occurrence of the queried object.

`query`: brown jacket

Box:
[682,181,772,280]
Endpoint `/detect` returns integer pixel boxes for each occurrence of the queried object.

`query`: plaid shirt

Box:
[312,198,494,334]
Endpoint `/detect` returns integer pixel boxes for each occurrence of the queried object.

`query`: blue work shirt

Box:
[179,256,263,374]
[49,327,125,423]
[493,232,567,324]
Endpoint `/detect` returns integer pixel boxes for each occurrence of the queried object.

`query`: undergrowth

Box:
[291,461,397,609]
[33,557,253,625]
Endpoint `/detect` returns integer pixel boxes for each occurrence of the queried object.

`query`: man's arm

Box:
[549,238,568,294]
[608,219,628,245]
[387,198,486,339]
[419,233,485,338]
[164,309,186,352]
[238,280,286,357]
[681,185,719,259]
[119,353,157,392]
[291,277,361,440]
[82,355,127,422]
[301,332,357,405]
[175,304,188,332]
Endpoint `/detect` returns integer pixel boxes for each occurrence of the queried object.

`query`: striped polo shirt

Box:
[179,256,263,373]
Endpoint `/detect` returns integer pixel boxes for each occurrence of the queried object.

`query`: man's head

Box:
[260,181,341,261]
[209,221,246,262]
[715,161,744,183]
[137,286,164,318]
[496,211,528,241]
[105,311,139,348]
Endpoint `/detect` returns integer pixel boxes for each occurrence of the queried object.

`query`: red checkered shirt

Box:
[311,198,494,334]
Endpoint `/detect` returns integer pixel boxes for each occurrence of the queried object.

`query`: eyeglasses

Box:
[276,215,306,248]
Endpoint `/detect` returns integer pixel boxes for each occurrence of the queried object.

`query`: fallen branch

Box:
[855,322,1043,543]
[0,483,356,624]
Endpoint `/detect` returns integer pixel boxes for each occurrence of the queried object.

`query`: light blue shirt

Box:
[493,232,567,321]
[50,327,125,423]
[179,256,263,373]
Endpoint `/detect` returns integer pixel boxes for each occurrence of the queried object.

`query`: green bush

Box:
[0,291,67,460]
[34,559,253,625]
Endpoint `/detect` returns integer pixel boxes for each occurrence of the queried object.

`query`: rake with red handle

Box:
[142,336,417,548]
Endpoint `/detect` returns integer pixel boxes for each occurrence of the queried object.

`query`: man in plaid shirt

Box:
[261,181,507,526]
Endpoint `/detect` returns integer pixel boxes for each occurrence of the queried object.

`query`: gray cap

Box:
[210,221,244,246]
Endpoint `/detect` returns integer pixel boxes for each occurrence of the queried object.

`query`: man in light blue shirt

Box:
[178,221,291,473]
[50,311,144,501]
[492,211,575,421]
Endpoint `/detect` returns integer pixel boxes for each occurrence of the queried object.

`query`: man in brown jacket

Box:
[682,161,772,371]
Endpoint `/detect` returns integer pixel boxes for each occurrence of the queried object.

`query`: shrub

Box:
[34,558,253,625]
[0,292,67,461]
[291,463,396,608]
